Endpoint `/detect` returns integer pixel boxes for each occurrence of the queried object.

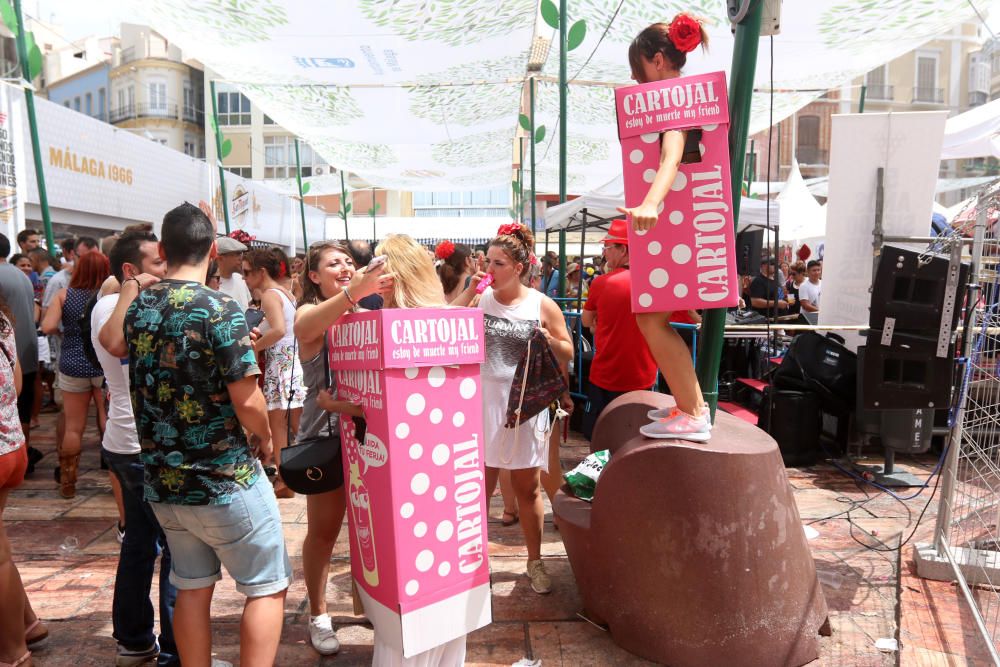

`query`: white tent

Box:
[941,98,1000,160]
[543,174,779,233]
[776,160,826,241]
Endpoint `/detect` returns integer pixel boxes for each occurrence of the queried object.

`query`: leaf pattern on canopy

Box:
[408,82,522,125]
[546,0,721,46]
[359,0,536,44]
[431,129,515,167]
[818,0,980,49]
[311,139,398,169]
[142,0,288,45]
[536,80,616,125]
[239,84,363,127]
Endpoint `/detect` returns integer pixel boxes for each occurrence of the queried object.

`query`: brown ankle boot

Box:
[59,454,79,499]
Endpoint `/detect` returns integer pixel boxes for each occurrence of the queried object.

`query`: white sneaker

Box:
[527,559,552,594]
[640,408,712,442]
[309,614,341,655]
[647,406,713,428]
[212,660,232,667]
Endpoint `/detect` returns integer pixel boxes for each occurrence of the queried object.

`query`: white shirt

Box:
[798,279,821,309]
[219,273,251,311]
[91,294,140,455]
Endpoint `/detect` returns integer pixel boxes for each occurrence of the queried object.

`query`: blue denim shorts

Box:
[150,471,292,598]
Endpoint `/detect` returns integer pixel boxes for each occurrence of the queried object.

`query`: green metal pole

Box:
[858,84,867,113]
[293,138,308,248]
[695,0,763,417]
[13,0,53,252]
[557,0,568,298]
[340,170,349,241]
[518,137,524,224]
[208,80,231,234]
[530,77,537,236]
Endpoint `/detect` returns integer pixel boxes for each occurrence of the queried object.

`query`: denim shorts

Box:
[150,471,292,598]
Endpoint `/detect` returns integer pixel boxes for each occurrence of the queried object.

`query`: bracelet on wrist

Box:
[343,286,357,306]
[129,277,142,291]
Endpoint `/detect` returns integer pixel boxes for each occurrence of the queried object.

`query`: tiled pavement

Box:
[6,409,996,666]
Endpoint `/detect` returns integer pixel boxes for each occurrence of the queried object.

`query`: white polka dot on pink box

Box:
[614,71,741,313]
[328,308,492,656]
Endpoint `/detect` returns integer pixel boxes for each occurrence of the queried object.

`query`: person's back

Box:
[587,268,656,393]
[120,202,289,667]
[127,279,259,501]
[0,260,38,377]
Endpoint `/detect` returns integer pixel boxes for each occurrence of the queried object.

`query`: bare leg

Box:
[60,391,90,458]
[510,468,545,562]
[240,589,287,667]
[540,426,563,503]
[0,489,29,664]
[173,585,215,667]
[303,488,346,617]
[499,470,517,520]
[636,312,704,416]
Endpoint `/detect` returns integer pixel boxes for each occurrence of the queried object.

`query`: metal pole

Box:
[933,194,986,555]
[293,138,309,248]
[13,0,53,252]
[340,170,349,241]
[530,77,537,236]
[208,80,231,234]
[518,137,524,224]
[695,0,763,417]
[557,0,568,298]
[859,84,867,113]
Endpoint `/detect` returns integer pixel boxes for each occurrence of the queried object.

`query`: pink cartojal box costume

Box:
[328,307,490,658]
[615,70,740,312]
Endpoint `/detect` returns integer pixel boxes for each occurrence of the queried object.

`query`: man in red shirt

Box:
[581,219,658,440]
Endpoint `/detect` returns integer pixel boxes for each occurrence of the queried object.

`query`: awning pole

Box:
[530,77,537,237]
[695,0,763,417]
[293,138,308,248]
[208,80,231,234]
[13,0,53,251]
[557,0,568,298]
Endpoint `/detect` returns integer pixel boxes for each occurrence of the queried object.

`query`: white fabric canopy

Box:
[543,173,778,232]
[133,0,1000,192]
[776,160,825,241]
[941,97,1000,160]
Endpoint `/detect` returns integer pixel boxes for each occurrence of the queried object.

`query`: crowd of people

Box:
[0,13,752,667]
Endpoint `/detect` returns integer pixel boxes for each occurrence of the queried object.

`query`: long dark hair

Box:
[628,15,709,77]
[436,242,472,294]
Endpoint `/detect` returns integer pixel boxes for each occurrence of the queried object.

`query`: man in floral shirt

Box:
[118,202,289,666]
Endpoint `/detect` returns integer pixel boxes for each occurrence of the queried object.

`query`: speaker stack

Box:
[863,245,968,413]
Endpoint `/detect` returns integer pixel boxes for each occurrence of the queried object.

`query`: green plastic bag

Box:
[563,450,609,502]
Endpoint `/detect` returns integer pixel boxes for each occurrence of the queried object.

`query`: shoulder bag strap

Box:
[322,334,335,435]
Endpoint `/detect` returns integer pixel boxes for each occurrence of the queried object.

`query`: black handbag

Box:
[278,340,345,494]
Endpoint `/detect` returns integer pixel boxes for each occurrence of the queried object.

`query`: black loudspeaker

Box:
[736,228,763,276]
[880,408,934,454]
[758,388,821,467]
[864,245,968,410]
[862,335,955,410]
[870,245,969,336]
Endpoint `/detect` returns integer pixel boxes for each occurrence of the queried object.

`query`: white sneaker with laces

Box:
[640,408,712,442]
[309,613,341,655]
[647,406,713,428]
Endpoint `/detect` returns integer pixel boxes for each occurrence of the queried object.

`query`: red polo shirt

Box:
[583,267,658,392]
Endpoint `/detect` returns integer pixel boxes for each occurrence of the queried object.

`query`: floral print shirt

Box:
[0,319,24,456]
[125,280,260,505]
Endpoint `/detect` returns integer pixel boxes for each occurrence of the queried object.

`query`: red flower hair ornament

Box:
[496,222,523,239]
[435,240,456,260]
[668,13,703,53]
[278,260,287,278]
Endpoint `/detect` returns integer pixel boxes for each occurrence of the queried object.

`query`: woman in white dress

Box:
[454,223,573,595]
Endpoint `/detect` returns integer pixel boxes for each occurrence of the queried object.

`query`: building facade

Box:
[108,24,204,158]
[46,62,111,122]
[748,22,994,205]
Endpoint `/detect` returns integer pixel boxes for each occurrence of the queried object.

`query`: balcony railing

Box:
[912,87,944,104]
[865,84,894,101]
[795,147,828,165]
[109,103,205,126]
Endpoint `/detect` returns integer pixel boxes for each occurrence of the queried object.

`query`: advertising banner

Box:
[329,307,490,657]
[0,83,25,242]
[615,71,738,313]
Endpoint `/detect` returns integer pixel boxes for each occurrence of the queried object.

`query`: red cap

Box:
[602,218,629,245]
